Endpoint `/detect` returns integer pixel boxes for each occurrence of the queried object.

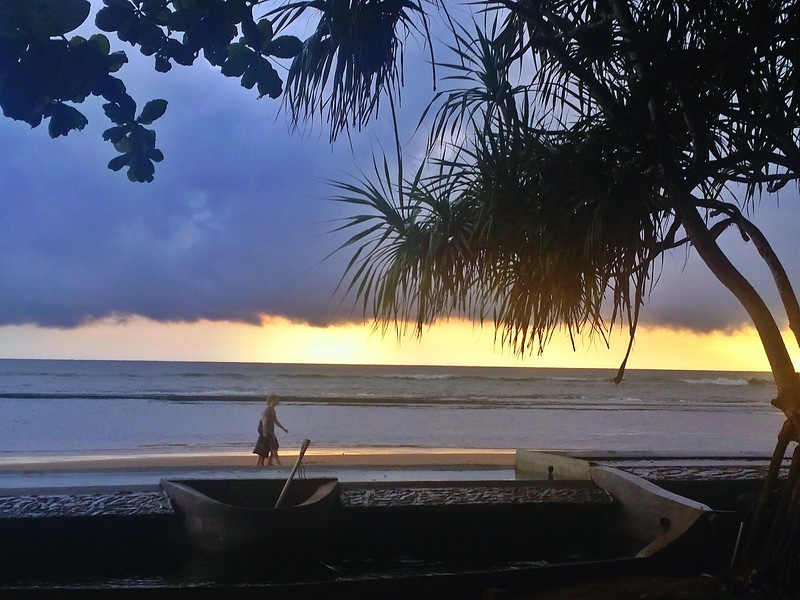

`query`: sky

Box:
[1,3,799,371]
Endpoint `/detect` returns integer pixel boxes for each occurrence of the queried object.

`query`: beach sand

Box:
[0,446,516,472]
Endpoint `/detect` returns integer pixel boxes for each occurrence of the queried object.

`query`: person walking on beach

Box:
[253,394,288,466]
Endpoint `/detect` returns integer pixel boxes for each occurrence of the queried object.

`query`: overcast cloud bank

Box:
[1,4,798,336]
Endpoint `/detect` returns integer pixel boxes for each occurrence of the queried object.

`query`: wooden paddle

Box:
[275,438,311,508]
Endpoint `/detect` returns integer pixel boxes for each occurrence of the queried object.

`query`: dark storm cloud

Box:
[0,62,360,327]
[0,17,438,330]
[0,4,797,334]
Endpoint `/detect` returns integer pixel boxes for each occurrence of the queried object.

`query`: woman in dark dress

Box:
[253,394,288,466]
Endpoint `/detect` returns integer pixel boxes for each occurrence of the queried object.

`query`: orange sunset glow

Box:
[0,317,794,372]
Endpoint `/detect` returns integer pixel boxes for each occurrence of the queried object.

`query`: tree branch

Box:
[678,197,799,416]
[492,0,627,125]
[729,210,800,349]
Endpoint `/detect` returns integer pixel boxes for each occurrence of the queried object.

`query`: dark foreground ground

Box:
[508,571,761,599]
[2,455,790,599]
[0,574,764,600]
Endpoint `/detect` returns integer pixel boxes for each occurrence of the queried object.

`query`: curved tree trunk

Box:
[734,214,800,349]
[677,198,800,570]
[744,420,794,562]
[608,0,799,407]
[677,200,800,416]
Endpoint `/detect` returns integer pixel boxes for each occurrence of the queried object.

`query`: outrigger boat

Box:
[160,450,739,574]
[0,450,752,597]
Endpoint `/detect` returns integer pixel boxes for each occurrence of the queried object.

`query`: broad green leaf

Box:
[47,103,88,138]
[95,3,135,33]
[127,154,155,182]
[203,43,229,67]
[113,137,132,153]
[137,19,166,56]
[102,125,128,143]
[221,43,253,77]
[108,153,129,171]
[154,54,172,72]
[93,75,127,102]
[142,126,156,149]
[140,0,168,17]
[165,39,195,66]
[89,33,111,55]
[241,62,258,90]
[137,99,167,124]
[265,35,302,59]
[255,58,282,99]
[168,8,197,33]
[4,0,91,37]
[107,50,128,73]
[216,0,248,24]
[104,102,130,124]
[241,17,267,51]
[257,19,274,46]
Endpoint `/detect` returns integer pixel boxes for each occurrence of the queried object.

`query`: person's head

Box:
[266,394,279,407]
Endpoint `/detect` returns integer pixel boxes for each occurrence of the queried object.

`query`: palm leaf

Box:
[272,0,427,141]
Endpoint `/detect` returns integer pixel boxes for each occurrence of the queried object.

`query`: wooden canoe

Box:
[161,477,340,553]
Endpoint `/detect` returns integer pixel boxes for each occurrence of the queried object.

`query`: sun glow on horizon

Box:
[0,315,795,372]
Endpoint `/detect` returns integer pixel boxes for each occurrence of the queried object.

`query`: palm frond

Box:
[331,0,800,379]
[273,0,427,141]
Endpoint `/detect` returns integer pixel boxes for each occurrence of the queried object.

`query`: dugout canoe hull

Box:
[160,466,724,567]
[161,476,340,553]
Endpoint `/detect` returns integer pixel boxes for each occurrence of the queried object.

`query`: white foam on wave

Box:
[683,377,749,386]
[381,374,458,381]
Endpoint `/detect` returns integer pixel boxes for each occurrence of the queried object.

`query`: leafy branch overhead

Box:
[0,0,162,182]
[0,0,421,181]
[103,97,166,182]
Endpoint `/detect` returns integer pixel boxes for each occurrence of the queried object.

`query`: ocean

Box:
[0,359,785,458]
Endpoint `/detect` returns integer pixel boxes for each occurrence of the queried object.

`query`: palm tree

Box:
[331,0,800,581]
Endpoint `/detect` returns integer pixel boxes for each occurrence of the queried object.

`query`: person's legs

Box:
[256,454,265,466]
[272,450,281,466]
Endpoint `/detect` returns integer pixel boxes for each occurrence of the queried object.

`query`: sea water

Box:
[0,359,785,457]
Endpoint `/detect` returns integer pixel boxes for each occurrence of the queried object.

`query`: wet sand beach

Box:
[0,446,517,474]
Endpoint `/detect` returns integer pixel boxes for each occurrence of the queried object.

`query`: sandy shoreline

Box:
[0,448,781,494]
[0,447,517,473]
[1,446,781,472]
[0,447,781,473]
